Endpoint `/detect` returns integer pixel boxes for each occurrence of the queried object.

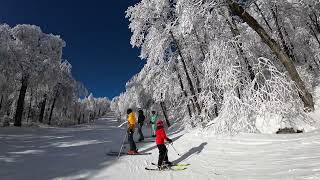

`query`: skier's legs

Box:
[152,124,156,136]
[138,124,144,140]
[138,125,142,139]
[157,144,166,166]
[132,134,137,151]
[158,145,170,165]
[164,145,168,162]
[128,131,136,151]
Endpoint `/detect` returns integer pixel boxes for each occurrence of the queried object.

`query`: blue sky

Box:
[0,0,145,99]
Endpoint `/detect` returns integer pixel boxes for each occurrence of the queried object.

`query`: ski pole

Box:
[117,132,128,159]
[170,143,181,156]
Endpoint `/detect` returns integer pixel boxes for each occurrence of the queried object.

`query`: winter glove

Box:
[127,128,133,133]
[167,138,173,144]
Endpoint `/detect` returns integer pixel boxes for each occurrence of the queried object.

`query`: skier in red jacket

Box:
[155,119,172,169]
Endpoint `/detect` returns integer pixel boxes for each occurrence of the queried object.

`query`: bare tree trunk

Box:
[0,94,3,113]
[82,113,85,123]
[193,30,206,94]
[310,12,320,33]
[14,76,28,127]
[228,1,314,110]
[160,101,171,127]
[194,31,206,60]
[226,17,255,81]
[183,33,203,95]
[311,55,320,70]
[27,89,33,123]
[282,26,296,60]
[314,13,320,33]
[214,104,218,117]
[78,113,81,124]
[271,6,296,62]
[254,2,272,32]
[89,113,92,123]
[309,25,320,48]
[190,99,197,115]
[65,107,68,117]
[303,53,314,70]
[190,61,202,94]
[170,31,202,115]
[48,97,57,125]
[174,64,193,117]
[39,94,47,123]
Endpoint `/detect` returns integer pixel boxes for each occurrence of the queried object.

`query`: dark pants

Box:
[157,144,168,166]
[128,131,137,151]
[138,124,144,141]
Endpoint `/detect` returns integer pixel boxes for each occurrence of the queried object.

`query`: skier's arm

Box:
[163,129,172,143]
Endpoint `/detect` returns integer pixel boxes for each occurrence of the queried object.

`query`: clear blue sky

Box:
[0,0,145,99]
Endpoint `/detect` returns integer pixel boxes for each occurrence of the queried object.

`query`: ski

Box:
[151,162,190,167]
[145,167,187,171]
[106,151,152,156]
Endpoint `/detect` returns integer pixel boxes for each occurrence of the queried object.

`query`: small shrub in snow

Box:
[276,127,304,134]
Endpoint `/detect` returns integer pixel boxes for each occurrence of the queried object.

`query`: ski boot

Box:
[164,161,173,166]
[158,165,169,171]
[127,150,139,155]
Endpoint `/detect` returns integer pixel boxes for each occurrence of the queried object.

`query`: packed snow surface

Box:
[1,115,320,180]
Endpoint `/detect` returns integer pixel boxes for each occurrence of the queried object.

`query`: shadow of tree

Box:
[172,142,208,164]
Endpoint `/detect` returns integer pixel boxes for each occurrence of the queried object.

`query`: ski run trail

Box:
[1,113,320,180]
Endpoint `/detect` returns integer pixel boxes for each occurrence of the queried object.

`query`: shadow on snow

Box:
[172,142,208,164]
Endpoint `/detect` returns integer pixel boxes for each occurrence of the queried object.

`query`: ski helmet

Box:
[156,120,164,127]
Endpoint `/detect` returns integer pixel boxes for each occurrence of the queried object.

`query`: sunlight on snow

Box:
[8,150,45,155]
[52,170,92,180]
[0,156,16,163]
[51,140,111,148]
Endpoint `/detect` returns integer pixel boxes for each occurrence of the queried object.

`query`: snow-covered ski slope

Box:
[93,130,320,180]
[1,114,320,180]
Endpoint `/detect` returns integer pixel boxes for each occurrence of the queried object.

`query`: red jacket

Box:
[156,127,169,145]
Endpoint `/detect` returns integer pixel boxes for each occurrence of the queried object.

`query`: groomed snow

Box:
[1,115,320,180]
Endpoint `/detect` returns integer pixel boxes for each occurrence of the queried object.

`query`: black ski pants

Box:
[137,124,144,141]
[157,144,168,166]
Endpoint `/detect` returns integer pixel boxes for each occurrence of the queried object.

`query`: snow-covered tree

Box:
[117,0,320,134]
[0,23,110,127]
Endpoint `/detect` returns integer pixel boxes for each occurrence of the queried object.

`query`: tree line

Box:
[0,24,110,127]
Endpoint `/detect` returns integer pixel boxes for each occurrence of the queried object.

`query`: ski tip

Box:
[145,167,187,171]
[107,151,152,156]
[145,167,157,171]
[151,162,190,166]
